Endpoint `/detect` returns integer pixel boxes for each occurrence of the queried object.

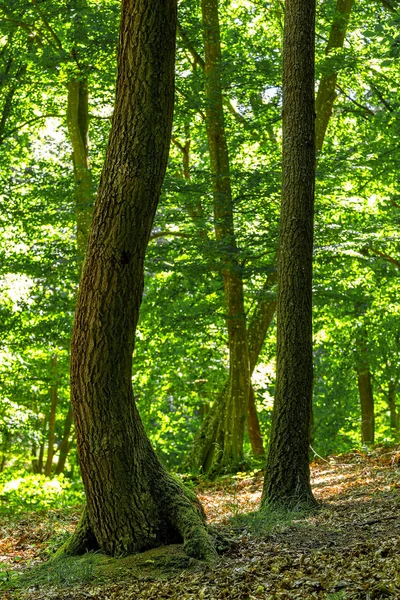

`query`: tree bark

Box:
[315,0,354,152]
[248,386,265,457]
[67,77,94,272]
[355,338,375,444]
[201,0,250,471]
[356,368,374,444]
[186,280,276,472]
[44,355,58,477]
[387,379,398,432]
[55,406,74,475]
[58,0,215,560]
[261,0,316,509]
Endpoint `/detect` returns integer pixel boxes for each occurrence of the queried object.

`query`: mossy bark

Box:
[59,0,215,561]
[248,386,265,457]
[201,0,250,471]
[315,0,354,152]
[186,279,277,473]
[261,0,316,509]
[67,77,94,273]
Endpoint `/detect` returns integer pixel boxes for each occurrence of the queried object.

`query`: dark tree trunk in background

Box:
[261,0,316,509]
[355,336,375,444]
[58,0,215,561]
[357,367,374,444]
[354,308,375,445]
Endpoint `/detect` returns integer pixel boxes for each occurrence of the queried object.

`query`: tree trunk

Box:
[186,279,276,472]
[201,0,250,472]
[67,77,94,272]
[261,0,316,509]
[354,311,375,445]
[0,431,11,472]
[44,355,58,477]
[58,0,215,561]
[0,58,27,145]
[55,406,74,475]
[315,0,354,152]
[357,369,374,444]
[248,386,265,457]
[387,379,398,432]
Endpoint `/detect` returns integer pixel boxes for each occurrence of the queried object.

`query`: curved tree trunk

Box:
[58,0,215,561]
[261,0,316,509]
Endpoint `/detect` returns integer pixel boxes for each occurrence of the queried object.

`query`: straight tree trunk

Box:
[248,386,265,457]
[186,0,354,474]
[356,367,374,444]
[315,0,354,152]
[354,309,375,445]
[387,379,398,432]
[67,77,94,272]
[58,0,215,561]
[44,355,58,477]
[261,0,316,509]
[186,279,276,472]
[55,406,74,475]
[201,0,250,471]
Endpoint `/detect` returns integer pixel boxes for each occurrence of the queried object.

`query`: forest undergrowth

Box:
[1,445,400,600]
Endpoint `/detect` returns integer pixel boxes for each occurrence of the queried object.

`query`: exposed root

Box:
[54,507,99,558]
[164,476,217,563]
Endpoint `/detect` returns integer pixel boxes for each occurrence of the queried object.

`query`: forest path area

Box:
[1,447,400,600]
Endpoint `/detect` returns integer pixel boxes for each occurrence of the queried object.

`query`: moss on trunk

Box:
[58,0,216,561]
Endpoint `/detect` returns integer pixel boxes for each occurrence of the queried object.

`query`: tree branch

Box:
[177,21,249,127]
[367,247,400,269]
[2,113,63,139]
[336,84,375,116]
[30,0,63,51]
[149,230,190,241]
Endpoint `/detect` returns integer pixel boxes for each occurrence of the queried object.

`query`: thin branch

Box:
[177,21,205,69]
[177,22,250,127]
[375,0,398,13]
[2,113,63,138]
[369,82,393,113]
[149,230,190,241]
[89,113,113,120]
[0,16,43,46]
[171,135,185,153]
[390,198,400,209]
[367,247,400,269]
[336,84,375,116]
[30,0,63,51]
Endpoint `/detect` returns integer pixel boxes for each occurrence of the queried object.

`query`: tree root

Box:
[54,507,99,558]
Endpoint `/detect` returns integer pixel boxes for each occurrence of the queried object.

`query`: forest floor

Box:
[1,446,400,599]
